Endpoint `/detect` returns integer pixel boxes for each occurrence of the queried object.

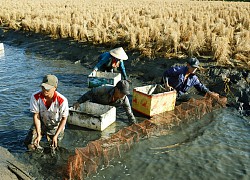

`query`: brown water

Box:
[0,44,249,180]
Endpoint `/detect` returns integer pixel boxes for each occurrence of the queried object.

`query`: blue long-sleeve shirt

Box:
[163,66,210,96]
[94,52,128,80]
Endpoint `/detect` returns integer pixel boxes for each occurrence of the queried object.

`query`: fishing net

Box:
[65,93,227,179]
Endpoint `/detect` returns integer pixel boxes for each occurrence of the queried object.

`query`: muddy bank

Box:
[205,67,250,115]
[0,147,33,180]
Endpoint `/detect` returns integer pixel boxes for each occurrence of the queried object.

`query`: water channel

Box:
[0,44,249,179]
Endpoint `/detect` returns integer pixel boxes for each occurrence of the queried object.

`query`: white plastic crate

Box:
[0,43,4,51]
[68,101,116,131]
[88,71,121,88]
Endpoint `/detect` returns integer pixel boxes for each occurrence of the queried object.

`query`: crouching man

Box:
[24,74,69,151]
[73,80,137,125]
[162,57,219,101]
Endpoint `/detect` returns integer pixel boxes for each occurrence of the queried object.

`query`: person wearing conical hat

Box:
[92,47,129,81]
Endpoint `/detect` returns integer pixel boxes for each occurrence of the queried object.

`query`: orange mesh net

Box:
[64,94,227,179]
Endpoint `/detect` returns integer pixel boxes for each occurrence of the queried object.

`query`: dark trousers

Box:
[24,123,64,148]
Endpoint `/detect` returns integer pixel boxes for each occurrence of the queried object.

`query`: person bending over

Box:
[162,57,219,101]
[73,80,136,124]
[91,47,130,81]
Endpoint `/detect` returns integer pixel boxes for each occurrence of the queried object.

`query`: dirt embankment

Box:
[0,147,33,180]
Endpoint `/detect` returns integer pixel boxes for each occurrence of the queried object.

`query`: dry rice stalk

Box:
[234,53,250,69]
[187,34,199,57]
[93,28,101,44]
[129,31,137,49]
[79,26,89,42]
[234,30,250,52]
[213,36,232,66]
[0,0,249,66]
[71,24,79,39]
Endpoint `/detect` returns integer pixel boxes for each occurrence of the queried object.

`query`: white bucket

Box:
[0,43,4,51]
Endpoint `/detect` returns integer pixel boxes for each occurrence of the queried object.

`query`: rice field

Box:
[0,0,249,68]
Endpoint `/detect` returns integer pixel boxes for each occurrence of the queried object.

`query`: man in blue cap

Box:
[162,57,219,101]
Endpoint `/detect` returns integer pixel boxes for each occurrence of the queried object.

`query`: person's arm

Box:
[207,91,220,98]
[123,96,136,123]
[53,97,69,147]
[192,76,220,97]
[74,87,106,108]
[193,77,210,93]
[73,90,93,109]
[30,92,42,147]
[162,76,173,91]
[77,90,93,104]
[52,116,67,148]
[33,113,42,147]
[93,52,111,71]
[119,60,128,80]
[162,66,183,91]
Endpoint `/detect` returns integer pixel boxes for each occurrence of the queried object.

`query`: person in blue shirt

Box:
[162,57,219,101]
[91,47,129,80]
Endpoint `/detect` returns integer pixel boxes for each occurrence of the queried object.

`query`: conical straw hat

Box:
[110,47,128,60]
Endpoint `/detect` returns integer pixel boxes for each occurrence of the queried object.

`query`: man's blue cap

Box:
[187,57,200,68]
